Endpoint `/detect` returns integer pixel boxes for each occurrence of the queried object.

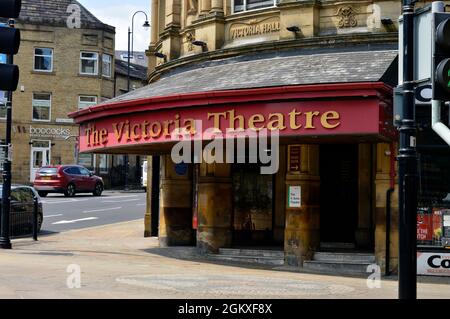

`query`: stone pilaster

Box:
[355,143,373,248]
[284,145,320,267]
[159,155,194,246]
[197,162,233,253]
[374,143,399,274]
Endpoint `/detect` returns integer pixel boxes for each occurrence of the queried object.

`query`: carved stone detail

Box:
[337,6,357,28]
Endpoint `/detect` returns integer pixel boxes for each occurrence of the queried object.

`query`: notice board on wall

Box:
[288,186,301,208]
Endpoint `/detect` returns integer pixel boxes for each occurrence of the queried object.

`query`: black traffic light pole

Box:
[0,19,15,250]
[398,0,418,299]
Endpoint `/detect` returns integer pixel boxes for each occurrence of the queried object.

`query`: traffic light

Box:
[0,0,21,92]
[433,12,450,101]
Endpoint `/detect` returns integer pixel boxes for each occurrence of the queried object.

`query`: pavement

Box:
[41,191,146,233]
[1,219,450,299]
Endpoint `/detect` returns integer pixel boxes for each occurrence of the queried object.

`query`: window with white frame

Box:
[34,48,53,72]
[102,54,112,78]
[32,93,51,121]
[78,95,98,110]
[80,52,99,75]
[233,0,277,13]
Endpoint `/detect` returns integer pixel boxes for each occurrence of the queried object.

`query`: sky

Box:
[77,0,151,52]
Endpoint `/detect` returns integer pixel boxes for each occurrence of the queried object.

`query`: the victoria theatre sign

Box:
[78,99,384,152]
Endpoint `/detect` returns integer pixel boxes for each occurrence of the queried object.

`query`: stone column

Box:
[200,0,211,16]
[159,155,194,246]
[374,143,399,274]
[144,156,153,237]
[355,143,373,248]
[284,145,320,267]
[274,145,287,244]
[150,0,159,46]
[210,0,224,14]
[197,162,233,253]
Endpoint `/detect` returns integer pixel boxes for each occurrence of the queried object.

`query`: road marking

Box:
[102,199,140,203]
[82,207,122,214]
[42,199,90,204]
[44,214,63,218]
[136,203,146,206]
[101,195,140,199]
[52,217,98,225]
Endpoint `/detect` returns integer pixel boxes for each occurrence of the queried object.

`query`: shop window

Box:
[78,153,95,170]
[32,93,51,122]
[233,0,277,13]
[102,54,112,78]
[78,96,98,110]
[417,152,450,248]
[0,91,7,119]
[80,52,99,75]
[98,154,108,173]
[34,48,53,72]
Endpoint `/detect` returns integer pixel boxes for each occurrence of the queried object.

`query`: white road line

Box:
[42,199,90,204]
[101,195,140,199]
[44,214,63,218]
[82,207,122,214]
[136,203,146,206]
[102,199,140,203]
[52,217,98,225]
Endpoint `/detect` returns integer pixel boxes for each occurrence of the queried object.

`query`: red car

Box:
[33,165,104,197]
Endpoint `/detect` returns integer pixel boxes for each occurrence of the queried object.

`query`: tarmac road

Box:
[40,191,146,233]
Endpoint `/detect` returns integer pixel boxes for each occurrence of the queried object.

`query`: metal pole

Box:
[32,196,38,241]
[0,19,15,249]
[398,0,418,300]
[127,27,131,93]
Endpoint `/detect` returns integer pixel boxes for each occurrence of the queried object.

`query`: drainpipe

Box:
[432,100,450,146]
[385,143,396,276]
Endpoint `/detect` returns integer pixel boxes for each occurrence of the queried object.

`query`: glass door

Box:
[30,143,50,182]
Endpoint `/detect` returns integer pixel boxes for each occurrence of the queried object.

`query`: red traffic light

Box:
[0,64,19,91]
[0,0,22,19]
[0,27,20,55]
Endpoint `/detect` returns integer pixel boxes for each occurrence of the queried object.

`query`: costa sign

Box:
[77,98,387,152]
[418,252,450,276]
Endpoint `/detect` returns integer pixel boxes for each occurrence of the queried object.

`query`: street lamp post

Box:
[398,0,418,300]
[125,11,150,191]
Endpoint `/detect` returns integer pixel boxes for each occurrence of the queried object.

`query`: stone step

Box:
[218,248,285,258]
[208,254,285,266]
[313,252,376,263]
[303,260,373,275]
[320,242,356,250]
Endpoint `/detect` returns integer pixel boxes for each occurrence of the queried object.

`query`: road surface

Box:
[40,191,146,233]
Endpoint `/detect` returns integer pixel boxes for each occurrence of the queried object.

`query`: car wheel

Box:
[93,183,103,196]
[64,184,76,197]
[37,213,43,232]
[38,191,48,197]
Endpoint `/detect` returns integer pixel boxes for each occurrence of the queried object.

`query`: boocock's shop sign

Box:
[78,99,386,152]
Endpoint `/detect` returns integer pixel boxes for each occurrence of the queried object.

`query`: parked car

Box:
[33,165,104,197]
[0,185,43,237]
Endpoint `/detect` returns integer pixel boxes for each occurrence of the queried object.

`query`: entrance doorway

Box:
[30,141,51,182]
[319,144,359,245]
[232,164,275,246]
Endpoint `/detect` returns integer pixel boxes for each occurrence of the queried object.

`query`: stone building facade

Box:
[71,0,450,274]
[0,0,115,184]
